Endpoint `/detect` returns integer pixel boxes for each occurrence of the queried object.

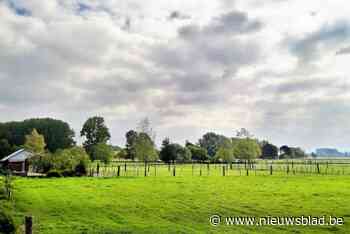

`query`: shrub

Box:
[61,170,74,177]
[46,170,62,178]
[0,209,15,234]
[74,162,87,176]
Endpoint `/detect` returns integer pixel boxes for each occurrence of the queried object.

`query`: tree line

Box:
[0,117,307,175]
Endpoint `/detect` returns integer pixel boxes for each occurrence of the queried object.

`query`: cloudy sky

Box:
[1,0,350,151]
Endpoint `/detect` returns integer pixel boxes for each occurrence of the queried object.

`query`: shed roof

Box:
[0,149,34,163]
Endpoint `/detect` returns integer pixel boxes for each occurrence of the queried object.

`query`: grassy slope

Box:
[12,176,350,234]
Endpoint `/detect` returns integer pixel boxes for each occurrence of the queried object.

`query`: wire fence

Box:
[87,159,350,177]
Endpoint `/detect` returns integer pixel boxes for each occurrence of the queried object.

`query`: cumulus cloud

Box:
[1,0,350,150]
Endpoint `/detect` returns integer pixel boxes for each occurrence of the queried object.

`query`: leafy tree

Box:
[280,145,291,156]
[90,143,114,164]
[177,146,192,162]
[160,138,190,162]
[187,144,208,161]
[0,139,12,159]
[261,142,279,159]
[134,133,158,162]
[81,116,110,155]
[116,149,128,159]
[31,147,90,175]
[160,138,175,162]
[198,132,230,159]
[233,138,261,160]
[125,130,138,160]
[0,118,75,156]
[214,138,234,162]
[24,129,46,154]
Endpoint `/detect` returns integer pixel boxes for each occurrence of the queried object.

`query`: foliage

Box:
[160,138,191,162]
[186,144,208,161]
[24,129,46,154]
[134,133,158,162]
[198,132,230,159]
[52,147,90,174]
[137,117,156,143]
[0,118,75,157]
[30,153,53,173]
[261,142,279,159]
[80,116,111,155]
[280,145,306,159]
[176,147,192,162]
[30,147,90,176]
[90,143,114,164]
[116,149,128,159]
[214,138,234,162]
[233,138,261,160]
[125,130,138,160]
[46,170,63,178]
[0,139,12,160]
[0,209,15,234]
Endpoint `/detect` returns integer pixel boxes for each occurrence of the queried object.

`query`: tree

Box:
[137,117,156,143]
[24,129,46,154]
[116,149,128,159]
[90,143,114,164]
[233,138,261,160]
[280,145,291,155]
[0,139,12,159]
[0,118,75,156]
[125,130,138,160]
[187,144,208,161]
[177,146,192,162]
[198,132,229,159]
[235,128,254,138]
[160,138,189,162]
[261,142,278,159]
[81,116,110,155]
[134,133,158,162]
[214,138,234,162]
[160,138,174,162]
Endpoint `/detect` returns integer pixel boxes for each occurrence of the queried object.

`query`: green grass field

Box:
[7,174,350,233]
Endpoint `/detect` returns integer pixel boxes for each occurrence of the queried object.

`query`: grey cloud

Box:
[336,46,350,55]
[179,10,262,40]
[286,21,350,64]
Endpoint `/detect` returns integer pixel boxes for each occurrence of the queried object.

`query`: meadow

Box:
[5,169,350,233]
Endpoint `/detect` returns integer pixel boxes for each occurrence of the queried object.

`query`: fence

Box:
[87,159,350,177]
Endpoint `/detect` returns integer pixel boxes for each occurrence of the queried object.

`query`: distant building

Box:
[0,149,34,175]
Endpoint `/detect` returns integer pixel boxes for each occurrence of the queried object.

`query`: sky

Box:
[1,0,350,152]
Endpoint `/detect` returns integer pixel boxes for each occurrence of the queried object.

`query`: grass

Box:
[8,175,350,233]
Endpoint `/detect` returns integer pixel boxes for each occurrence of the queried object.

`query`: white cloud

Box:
[1,0,350,151]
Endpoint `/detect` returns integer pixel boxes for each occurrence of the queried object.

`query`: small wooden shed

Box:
[0,149,33,175]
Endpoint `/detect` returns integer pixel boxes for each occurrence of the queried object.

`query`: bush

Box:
[46,170,62,178]
[74,162,87,176]
[61,170,74,177]
[0,209,15,234]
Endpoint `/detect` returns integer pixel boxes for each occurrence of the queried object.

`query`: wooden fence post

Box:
[25,216,33,234]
